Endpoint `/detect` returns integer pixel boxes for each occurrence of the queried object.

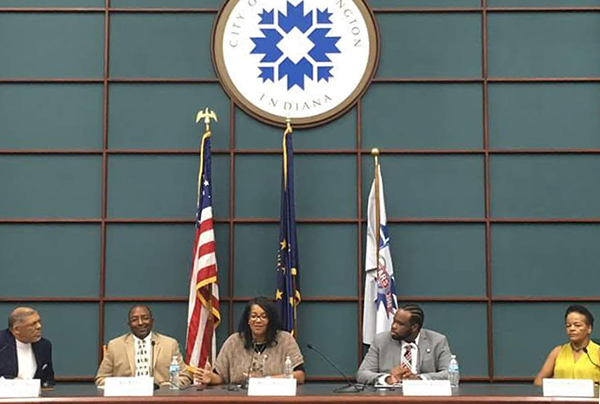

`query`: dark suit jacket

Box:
[0,329,54,386]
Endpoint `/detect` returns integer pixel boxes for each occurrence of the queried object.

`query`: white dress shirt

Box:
[16,339,37,379]
[133,332,153,377]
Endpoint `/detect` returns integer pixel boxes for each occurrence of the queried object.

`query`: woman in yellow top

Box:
[534,305,600,385]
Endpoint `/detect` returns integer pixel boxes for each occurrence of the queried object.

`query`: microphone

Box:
[150,341,160,390]
[306,343,363,393]
[240,342,257,390]
[582,347,600,370]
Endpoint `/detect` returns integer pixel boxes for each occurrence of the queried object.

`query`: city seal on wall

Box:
[212,0,379,128]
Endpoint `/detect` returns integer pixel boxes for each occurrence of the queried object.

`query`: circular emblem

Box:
[212,0,379,128]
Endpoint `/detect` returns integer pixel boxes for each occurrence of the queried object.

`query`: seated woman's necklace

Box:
[254,342,267,354]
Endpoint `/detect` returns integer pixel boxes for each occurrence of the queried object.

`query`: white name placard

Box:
[247,377,297,396]
[0,378,41,398]
[542,378,594,397]
[402,380,452,396]
[104,377,154,397]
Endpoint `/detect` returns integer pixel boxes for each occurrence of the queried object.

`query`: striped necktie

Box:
[402,344,413,370]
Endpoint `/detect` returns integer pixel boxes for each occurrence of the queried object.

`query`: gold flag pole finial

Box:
[283,117,292,189]
[285,116,292,135]
[194,107,218,214]
[196,107,218,134]
[371,147,380,166]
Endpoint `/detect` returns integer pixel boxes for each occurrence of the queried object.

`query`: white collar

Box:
[402,332,421,348]
[15,339,32,350]
[133,332,153,345]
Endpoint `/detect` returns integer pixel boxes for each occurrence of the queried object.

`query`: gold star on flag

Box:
[276,289,283,300]
[280,239,287,250]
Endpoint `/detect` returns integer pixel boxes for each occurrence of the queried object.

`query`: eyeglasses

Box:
[249,314,268,322]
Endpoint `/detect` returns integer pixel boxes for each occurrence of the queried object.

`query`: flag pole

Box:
[371,148,381,271]
[283,117,292,189]
[283,117,299,336]
[196,108,216,343]
[192,107,218,368]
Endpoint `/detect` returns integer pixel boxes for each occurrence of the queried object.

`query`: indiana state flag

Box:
[276,128,301,335]
[362,164,398,345]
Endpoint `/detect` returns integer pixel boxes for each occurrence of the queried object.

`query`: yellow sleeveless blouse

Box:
[554,340,600,381]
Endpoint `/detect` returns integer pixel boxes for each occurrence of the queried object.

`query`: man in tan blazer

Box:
[95,305,191,388]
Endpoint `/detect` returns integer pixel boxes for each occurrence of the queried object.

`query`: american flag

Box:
[186,132,220,368]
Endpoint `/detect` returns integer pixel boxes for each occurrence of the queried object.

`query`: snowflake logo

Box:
[250,1,341,90]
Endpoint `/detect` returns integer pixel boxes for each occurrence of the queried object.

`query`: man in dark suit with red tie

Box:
[0,307,54,387]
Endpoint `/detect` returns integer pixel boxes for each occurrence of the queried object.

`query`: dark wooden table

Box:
[1,383,597,404]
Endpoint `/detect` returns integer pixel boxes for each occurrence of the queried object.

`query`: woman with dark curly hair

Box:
[194,297,305,385]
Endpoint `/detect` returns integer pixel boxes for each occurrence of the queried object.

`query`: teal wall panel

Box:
[370,0,480,6]
[236,155,356,219]
[235,108,357,150]
[413,303,488,377]
[108,84,231,150]
[0,84,103,150]
[488,13,600,77]
[489,0,600,6]
[106,223,230,297]
[110,14,215,78]
[491,155,600,218]
[111,0,223,7]
[0,224,100,297]
[297,303,358,377]
[376,13,481,77]
[489,83,600,149]
[106,223,193,297]
[107,154,229,219]
[233,224,278,297]
[295,155,356,218]
[362,83,483,150]
[493,303,600,377]
[0,14,104,78]
[361,155,485,218]
[0,155,102,218]
[235,155,280,218]
[0,0,103,6]
[297,224,358,297]
[492,224,600,296]
[0,303,99,376]
[390,224,486,296]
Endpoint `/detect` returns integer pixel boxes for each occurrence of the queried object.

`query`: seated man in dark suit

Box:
[0,307,54,387]
[95,304,191,388]
[357,303,452,385]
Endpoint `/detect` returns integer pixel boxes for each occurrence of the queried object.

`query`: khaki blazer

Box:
[95,332,191,388]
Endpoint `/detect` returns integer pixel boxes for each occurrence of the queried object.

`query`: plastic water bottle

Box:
[448,355,460,387]
[284,355,293,378]
[169,355,180,390]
